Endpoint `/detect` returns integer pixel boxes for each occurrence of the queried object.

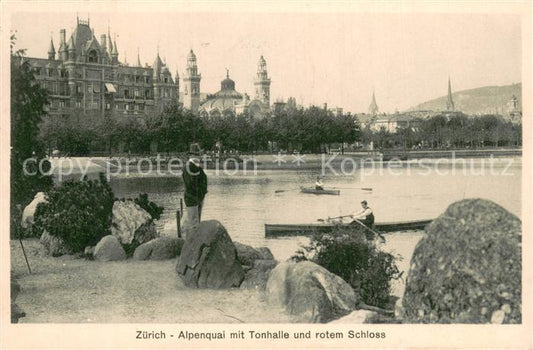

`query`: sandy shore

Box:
[10,239,300,323]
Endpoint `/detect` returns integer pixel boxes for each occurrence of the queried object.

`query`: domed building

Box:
[199,70,244,117]
[183,53,272,119]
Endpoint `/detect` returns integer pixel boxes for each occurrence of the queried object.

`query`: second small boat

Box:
[300,187,340,195]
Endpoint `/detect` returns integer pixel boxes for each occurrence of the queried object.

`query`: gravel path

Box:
[10,239,298,323]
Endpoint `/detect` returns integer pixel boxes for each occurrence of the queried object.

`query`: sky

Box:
[9,4,523,114]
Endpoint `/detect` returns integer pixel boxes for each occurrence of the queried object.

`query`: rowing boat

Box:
[300,187,340,195]
[265,219,433,237]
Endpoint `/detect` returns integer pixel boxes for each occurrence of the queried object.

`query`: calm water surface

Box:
[110,157,521,296]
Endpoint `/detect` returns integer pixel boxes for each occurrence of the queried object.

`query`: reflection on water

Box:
[109,159,521,296]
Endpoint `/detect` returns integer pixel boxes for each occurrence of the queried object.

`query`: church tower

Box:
[183,49,201,113]
[368,90,379,115]
[446,77,455,111]
[254,55,271,108]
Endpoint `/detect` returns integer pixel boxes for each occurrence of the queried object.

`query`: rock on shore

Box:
[134,237,184,260]
[240,259,278,290]
[176,220,244,289]
[111,201,158,245]
[94,235,126,262]
[402,198,521,323]
[40,230,72,257]
[234,242,275,267]
[266,261,358,323]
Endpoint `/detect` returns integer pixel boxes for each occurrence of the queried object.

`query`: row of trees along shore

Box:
[362,113,522,150]
[38,106,522,156]
[39,104,361,155]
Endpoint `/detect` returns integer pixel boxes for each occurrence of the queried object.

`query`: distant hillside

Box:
[409,83,521,115]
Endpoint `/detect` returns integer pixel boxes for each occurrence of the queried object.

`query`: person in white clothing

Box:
[315,177,324,190]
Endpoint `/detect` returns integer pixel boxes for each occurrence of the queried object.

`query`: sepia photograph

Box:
[1,1,531,348]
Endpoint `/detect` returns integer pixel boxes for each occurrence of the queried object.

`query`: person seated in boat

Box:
[315,177,324,190]
[351,200,375,240]
[351,200,374,228]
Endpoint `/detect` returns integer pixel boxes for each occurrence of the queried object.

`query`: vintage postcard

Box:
[1,0,531,349]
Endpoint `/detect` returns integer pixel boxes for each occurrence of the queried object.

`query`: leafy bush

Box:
[292,225,402,309]
[32,173,114,253]
[133,193,164,220]
[118,193,164,220]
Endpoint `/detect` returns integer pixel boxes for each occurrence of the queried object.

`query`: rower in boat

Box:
[315,177,324,191]
[351,200,375,240]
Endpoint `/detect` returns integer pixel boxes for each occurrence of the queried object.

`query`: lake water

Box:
[109,157,522,296]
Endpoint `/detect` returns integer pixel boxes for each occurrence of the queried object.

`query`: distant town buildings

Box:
[23,17,179,124]
[361,77,522,133]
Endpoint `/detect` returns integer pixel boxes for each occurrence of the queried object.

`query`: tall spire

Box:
[48,34,56,60]
[137,48,141,66]
[254,55,271,106]
[112,35,118,55]
[111,34,118,64]
[107,25,113,53]
[446,76,455,111]
[368,90,379,115]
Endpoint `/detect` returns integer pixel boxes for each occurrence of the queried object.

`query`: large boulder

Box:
[257,247,275,260]
[402,199,521,324]
[40,231,72,257]
[234,242,275,267]
[176,220,244,289]
[266,261,358,323]
[111,201,158,245]
[21,192,47,229]
[240,259,278,290]
[94,235,126,262]
[133,237,184,261]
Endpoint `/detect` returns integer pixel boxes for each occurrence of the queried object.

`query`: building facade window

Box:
[88,50,98,63]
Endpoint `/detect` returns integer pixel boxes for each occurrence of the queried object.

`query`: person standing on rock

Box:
[182,144,208,236]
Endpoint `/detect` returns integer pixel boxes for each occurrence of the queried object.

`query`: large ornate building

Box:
[183,51,272,118]
[24,17,179,124]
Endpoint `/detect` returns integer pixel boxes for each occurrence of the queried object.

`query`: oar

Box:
[351,218,386,243]
[317,216,386,243]
[317,215,352,222]
[275,187,372,193]
[274,189,298,193]
[331,187,373,191]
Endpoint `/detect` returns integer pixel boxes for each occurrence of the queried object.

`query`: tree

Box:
[10,34,53,235]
